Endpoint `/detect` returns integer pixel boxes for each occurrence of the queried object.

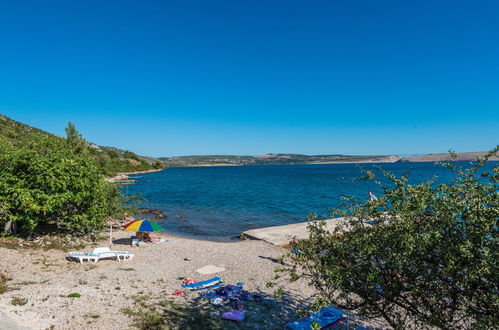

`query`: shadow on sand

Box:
[128,286,313,329]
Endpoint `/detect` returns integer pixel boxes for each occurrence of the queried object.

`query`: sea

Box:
[123,162,496,240]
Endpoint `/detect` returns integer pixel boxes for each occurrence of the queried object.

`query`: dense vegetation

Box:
[282,149,499,329]
[0,115,162,235]
[0,137,121,234]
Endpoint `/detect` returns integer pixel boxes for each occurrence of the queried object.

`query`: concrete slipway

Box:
[0,308,30,330]
[241,217,370,247]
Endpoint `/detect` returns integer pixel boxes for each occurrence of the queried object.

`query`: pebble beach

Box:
[0,230,318,329]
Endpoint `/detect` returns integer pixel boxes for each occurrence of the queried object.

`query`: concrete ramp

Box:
[0,308,31,330]
[241,217,364,247]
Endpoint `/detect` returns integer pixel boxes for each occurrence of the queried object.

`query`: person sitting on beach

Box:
[136,231,145,241]
[143,232,160,243]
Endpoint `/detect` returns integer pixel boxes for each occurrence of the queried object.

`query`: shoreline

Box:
[118,168,164,175]
[166,159,499,168]
[105,168,163,184]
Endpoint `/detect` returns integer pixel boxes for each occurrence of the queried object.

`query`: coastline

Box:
[165,160,400,168]
[162,151,499,167]
[105,168,163,184]
[117,168,164,175]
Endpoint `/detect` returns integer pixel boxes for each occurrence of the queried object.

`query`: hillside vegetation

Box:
[0,114,163,176]
[0,115,165,235]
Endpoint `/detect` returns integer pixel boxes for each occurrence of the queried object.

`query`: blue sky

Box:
[0,0,497,157]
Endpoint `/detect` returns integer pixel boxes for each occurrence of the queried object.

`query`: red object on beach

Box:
[182,279,198,285]
[172,290,184,296]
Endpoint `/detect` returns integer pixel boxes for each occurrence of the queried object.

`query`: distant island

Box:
[160,151,498,166]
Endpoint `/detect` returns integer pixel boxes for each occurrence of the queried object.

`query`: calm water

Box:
[123,162,494,240]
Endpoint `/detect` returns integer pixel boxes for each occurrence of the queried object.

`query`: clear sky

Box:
[0,0,497,157]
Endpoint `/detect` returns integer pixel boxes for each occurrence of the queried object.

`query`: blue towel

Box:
[183,277,222,290]
[287,306,345,329]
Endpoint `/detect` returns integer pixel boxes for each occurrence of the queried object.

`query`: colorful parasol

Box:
[124,219,164,232]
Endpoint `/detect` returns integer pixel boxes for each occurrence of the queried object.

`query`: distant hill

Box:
[160,153,401,166]
[400,151,499,162]
[5,114,495,170]
[161,150,499,167]
[0,114,162,175]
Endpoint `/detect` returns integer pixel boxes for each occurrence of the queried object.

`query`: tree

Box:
[65,121,88,155]
[153,160,164,169]
[0,137,120,235]
[281,148,499,329]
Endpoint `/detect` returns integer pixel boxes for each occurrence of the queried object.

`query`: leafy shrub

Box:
[282,149,499,329]
[0,136,120,234]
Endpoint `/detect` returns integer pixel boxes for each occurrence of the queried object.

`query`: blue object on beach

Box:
[191,284,224,292]
[182,277,222,290]
[221,309,245,322]
[286,306,346,329]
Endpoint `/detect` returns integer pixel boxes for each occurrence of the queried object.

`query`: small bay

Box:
[124,162,495,240]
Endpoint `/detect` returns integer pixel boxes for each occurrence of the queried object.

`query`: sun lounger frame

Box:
[68,247,134,263]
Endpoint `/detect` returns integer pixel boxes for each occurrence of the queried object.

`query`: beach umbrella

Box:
[124,219,164,232]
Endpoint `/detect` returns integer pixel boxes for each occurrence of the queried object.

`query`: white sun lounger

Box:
[68,247,134,263]
[131,236,170,246]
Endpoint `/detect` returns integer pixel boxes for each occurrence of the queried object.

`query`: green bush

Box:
[282,148,499,329]
[153,160,164,169]
[0,136,120,234]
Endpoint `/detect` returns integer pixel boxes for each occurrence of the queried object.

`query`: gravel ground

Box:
[0,231,319,329]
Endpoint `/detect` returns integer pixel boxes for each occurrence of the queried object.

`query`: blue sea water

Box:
[123,162,495,240]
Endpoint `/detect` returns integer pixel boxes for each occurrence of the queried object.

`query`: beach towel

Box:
[182,277,222,290]
[286,306,346,329]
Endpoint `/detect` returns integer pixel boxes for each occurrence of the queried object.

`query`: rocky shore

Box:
[105,168,163,184]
